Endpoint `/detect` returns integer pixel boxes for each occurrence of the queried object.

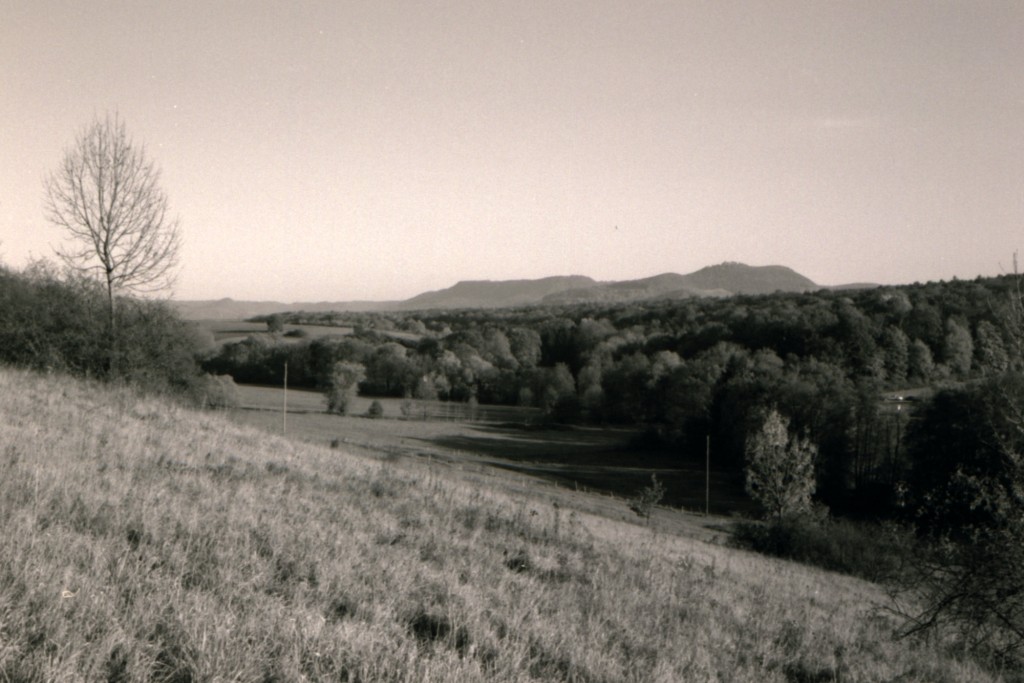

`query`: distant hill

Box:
[829,282,879,292]
[544,263,819,305]
[173,263,857,319]
[172,298,392,320]
[680,262,818,295]
[399,275,597,310]
[542,273,725,305]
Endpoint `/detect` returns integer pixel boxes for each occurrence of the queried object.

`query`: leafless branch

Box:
[44,112,180,299]
[44,112,181,376]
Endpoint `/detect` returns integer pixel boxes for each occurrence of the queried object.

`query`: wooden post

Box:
[705,434,710,516]
[283,361,288,435]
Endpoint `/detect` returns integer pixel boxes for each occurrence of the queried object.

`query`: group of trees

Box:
[735,288,1024,667]
[1,112,223,405]
[209,275,1020,514]
[879,356,1024,667]
[212,274,1024,664]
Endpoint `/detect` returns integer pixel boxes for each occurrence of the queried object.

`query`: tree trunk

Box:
[106,272,116,378]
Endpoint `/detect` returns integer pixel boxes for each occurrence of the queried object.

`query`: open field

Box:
[196,319,424,348]
[0,366,1001,681]
[229,384,754,517]
[197,320,356,346]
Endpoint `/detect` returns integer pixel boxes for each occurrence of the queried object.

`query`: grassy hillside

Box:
[0,368,998,682]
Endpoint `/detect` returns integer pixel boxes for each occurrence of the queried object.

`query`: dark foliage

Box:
[208,274,1024,513]
[732,515,907,582]
[0,262,206,397]
[904,386,1006,536]
[895,373,1024,667]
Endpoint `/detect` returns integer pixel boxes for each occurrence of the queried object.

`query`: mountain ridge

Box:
[172,263,871,320]
[401,275,597,310]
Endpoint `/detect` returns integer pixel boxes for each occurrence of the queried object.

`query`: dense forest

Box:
[204,274,1021,517]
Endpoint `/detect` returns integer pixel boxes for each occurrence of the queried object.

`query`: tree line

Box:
[206,276,1017,514]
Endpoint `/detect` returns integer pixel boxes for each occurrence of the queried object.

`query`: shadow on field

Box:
[426,422,634,460]
[419,423,750,516]
[228,383,753,517]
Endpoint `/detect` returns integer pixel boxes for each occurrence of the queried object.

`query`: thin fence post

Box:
[705,434,710,516]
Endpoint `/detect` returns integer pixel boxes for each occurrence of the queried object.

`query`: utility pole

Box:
[282,361,288,435]
[705,434,710,516]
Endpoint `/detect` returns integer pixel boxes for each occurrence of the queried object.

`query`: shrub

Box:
[367,400,384,419]
[0,262,204,393]
[732,513,906,582]
[0,262,107,374]
[198,374,240,409]
[115,298,208,393]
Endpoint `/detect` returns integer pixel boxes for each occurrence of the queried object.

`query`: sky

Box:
[2,1,1023,302]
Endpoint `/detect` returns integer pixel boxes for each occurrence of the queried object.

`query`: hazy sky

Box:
[3,2,1023,302]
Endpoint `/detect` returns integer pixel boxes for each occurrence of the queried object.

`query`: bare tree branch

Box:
[44,112,181,375]
[45,112,180,299]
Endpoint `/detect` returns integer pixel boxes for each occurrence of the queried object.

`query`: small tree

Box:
[943,318,974,379]
[200,374,240,409]
[629,474,666,525]
[266,314,285,334]
[744,409,817,521]
[324,361,365,415]
[44,113,180,376]
[413,373,439,401]
[366,399,384,419]
[539,362,576,417]
[400,397,414,419]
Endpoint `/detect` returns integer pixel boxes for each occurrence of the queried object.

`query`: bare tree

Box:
[628,474,666,525]
[44,112,180,370]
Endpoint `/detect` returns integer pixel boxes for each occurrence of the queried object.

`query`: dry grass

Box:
[0,367,1002,682]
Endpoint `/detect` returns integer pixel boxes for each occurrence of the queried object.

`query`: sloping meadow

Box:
[0,368,998,682]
